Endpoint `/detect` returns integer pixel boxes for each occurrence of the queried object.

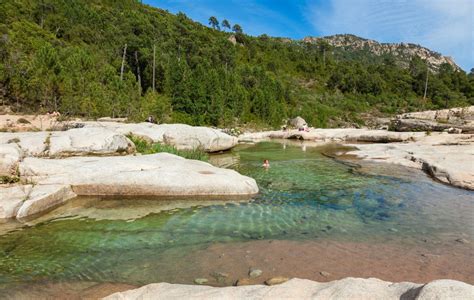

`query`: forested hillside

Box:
[1,0,473,127]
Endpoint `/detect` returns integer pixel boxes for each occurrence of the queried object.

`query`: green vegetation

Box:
[0,0,473,128]
[0,175,20,184]
[128,135,208,161]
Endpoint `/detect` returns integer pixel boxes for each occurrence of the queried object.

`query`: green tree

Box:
[208,16,219,30]
[232,24,243,34]
[221,19,231,31]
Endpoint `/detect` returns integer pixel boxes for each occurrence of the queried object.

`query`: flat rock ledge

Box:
[345,133,474,190]
[238,128,425,143]
[74,122,238,152]
[0,153,258,221]
[103,277,474,300]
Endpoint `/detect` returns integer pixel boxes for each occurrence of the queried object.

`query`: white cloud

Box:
[305,0,473,70]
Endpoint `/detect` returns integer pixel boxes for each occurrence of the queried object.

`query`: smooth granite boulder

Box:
[19,153,258,197]
[103,277,474,300]
[76,122,238,152]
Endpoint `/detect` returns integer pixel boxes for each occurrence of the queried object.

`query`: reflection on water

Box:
[0,142,473,294]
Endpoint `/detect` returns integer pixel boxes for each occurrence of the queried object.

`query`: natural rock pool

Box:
[0,142,473,298]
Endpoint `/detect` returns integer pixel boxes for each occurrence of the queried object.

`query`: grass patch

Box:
[127,135,208,162]
[0,175,20,184]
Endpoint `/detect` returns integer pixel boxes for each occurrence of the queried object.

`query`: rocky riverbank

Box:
[105,277,474,299]
[0,122,256,222]
[238,109,474,190]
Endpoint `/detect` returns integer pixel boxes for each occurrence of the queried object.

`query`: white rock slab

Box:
[19,153,258,197]
[103,277,474,300]
[16,184,77,220]
[48,127,134,156]
[0,185,32,220]
[77,122,238,152]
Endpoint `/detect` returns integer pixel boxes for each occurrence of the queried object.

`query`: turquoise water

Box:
[0,142,473,291]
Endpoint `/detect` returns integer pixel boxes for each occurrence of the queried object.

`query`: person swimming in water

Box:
[262,159,270,168]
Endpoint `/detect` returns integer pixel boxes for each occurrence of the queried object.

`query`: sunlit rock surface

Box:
[104,278,474,300]
[75,122,238,152]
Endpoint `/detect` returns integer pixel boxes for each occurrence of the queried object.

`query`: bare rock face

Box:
[394,106,474,133]
[239,129,423,143]
[75,122,238,152]
[0,153,258,222]
[19,153,258,197]
[48,128,134,156]
[103,277,474,300]
[0,128,134,160]
[303,34,460,71]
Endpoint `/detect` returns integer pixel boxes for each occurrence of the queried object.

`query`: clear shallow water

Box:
[0,142,473,291]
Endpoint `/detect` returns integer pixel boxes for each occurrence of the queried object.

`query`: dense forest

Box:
[1,0,473,128]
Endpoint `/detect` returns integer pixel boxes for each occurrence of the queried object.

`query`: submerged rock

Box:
[193,278,208,285]
[104,277,474,299]
[265,276,289,286]
[249,268,263,278]
[319,271,331,277]
[234,278,252,286]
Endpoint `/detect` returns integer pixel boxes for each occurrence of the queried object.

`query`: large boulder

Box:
[48,127,134,156]
[1,153,258,222]
[0,132,49,156]
[75,122,238,152]
[289,116,307,129]
[103,277,474,300]
[0,128,134,158]
[19,153,258,197]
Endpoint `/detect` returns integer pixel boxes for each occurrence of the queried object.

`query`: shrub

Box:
[127,135,208,161]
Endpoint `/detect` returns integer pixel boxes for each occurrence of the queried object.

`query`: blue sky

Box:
[144,0,473,71]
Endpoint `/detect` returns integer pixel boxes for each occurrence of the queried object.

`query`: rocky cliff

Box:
[303,34,459,72]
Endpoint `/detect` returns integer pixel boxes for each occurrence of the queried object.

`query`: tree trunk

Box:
[120,44,127,81]
[135,51,141,95]
[423,68,429,100]
[152,44,156,92]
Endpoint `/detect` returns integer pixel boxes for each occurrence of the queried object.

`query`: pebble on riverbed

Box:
[320,271,331,277]
[235,278,252,286]
[265,277,289,286]
[194,278,208,285]
[249,268,263,278]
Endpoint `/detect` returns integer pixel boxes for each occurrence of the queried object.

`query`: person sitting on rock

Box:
[145,115,156,124]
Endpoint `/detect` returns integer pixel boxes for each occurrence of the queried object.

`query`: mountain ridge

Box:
[303,34,459,72]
